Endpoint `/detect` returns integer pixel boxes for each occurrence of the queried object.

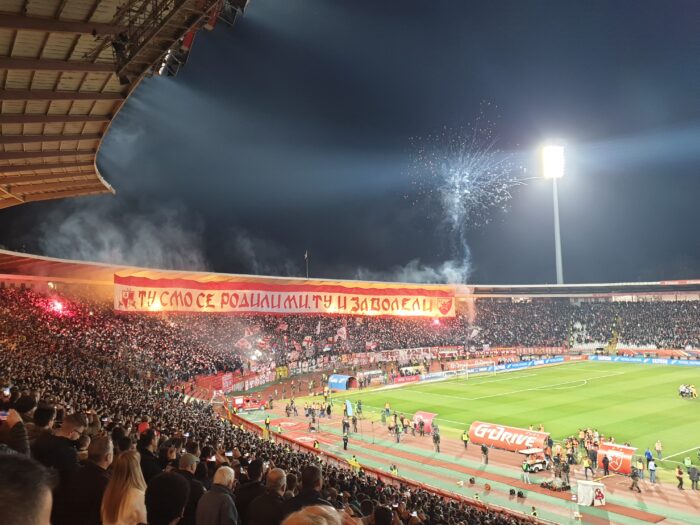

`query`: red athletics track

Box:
[255,409,699,525]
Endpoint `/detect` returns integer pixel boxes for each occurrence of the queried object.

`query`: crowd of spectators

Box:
[1,287,531,525]
[0,287,698,525]
[471,299,699,349]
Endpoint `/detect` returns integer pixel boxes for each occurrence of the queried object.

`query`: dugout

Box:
[328,374,358,391]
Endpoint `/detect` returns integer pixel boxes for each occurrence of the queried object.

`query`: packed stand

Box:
[0,287,531,525]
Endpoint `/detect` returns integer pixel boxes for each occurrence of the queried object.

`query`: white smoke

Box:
[227,227,301,277]
[355,257,470,284]
[38,198,207,271]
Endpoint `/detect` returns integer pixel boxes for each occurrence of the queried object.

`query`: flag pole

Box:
[305,250,309,279]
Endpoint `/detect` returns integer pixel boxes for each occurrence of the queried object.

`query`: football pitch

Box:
[339,361,700,471]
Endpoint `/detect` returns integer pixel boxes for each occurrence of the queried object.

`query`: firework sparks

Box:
[408,108,524,282]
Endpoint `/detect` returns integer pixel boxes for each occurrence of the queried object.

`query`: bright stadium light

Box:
[542,144,565,179]
[541,142,565,284]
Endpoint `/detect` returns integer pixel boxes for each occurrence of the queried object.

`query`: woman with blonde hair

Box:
[101,450,148,525]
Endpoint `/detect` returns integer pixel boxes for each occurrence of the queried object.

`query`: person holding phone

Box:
[0,407,29,455]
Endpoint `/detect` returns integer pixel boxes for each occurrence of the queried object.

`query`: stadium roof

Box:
[0,0,246,209]
[1,249,698,297]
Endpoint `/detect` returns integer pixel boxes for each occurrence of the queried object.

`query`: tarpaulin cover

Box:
[328,374,356,391]
[597,442,637,475]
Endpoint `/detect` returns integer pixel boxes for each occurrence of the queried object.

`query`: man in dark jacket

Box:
[32,412,87,485]
[175,453,206,525]
[235,459,266,523]
[53,435,113,525]
[282,465,332,517]
[246,468,286,525]
[137,428,162,484]
[196,466,240,525]
[25,403,56,446]
[688,465,699,490]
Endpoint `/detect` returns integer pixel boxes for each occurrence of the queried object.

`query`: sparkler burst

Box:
[408,108,524,283]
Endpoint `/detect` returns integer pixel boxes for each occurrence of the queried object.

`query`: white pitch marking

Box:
[662,445,700,461]
[463,371,626,401]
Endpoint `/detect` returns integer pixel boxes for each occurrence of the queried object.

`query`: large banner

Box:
[597,442,636,475]
[468,421,549,452]
[114,275,455,318]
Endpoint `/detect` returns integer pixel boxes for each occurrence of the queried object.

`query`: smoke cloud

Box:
[355,257,471,284]
[37,198,207,271]
[225,227,302,277]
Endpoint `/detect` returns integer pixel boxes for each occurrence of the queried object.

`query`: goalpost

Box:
[458,360,497,380]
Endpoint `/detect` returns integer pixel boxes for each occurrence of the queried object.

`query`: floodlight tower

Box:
[541,144,565,284]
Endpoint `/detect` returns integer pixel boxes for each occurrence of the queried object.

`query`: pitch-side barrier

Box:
[588,355,700,366]
[421,356,567,383]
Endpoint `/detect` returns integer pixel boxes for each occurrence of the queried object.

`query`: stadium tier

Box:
[1,250,699,524]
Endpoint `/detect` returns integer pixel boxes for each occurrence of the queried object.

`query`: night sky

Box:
[1,0,699,284]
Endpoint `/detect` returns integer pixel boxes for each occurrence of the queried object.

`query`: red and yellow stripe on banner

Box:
[113,275,455,318]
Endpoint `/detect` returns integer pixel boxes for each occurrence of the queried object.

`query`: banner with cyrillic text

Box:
[113,276,456,318]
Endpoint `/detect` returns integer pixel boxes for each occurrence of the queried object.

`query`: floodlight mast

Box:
[542,144,565,284]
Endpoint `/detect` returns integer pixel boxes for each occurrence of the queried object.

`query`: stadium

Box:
[0,2,699,525]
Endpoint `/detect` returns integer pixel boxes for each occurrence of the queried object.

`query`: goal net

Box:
[456,360,497,379]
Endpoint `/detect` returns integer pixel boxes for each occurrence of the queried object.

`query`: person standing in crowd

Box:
[635,457,645,480]
[235,459,266,523]
[645,447,653,467]
[101,450,148,525]
[32,412,87,485]
[461,429,469,449]
[688,464,699,491]
[342,431,349,450]
[246,468,287,525]
[655,440,663,459]
[0,454,56,525]
[55,435,114,525]
[137,429,162,484]
[629,467,641,493]
[648,458,657,484]
[196,467,238,525]
[25,402,56,447]
[602,454,610,476]
[481,444,489,465]
[146,472,191,525]
[0,407,29,455]
[582,456,594,480]
[432,429,441,453]
[562,460,570,485]
[283,465,331,516]
[676,465,684,490]
[174,453,206,525]
[522,461,531,484]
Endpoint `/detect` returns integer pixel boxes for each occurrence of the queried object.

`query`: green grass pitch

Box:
[338,361,700,472]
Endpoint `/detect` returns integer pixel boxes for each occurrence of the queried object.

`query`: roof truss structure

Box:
[0,0,248,210]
